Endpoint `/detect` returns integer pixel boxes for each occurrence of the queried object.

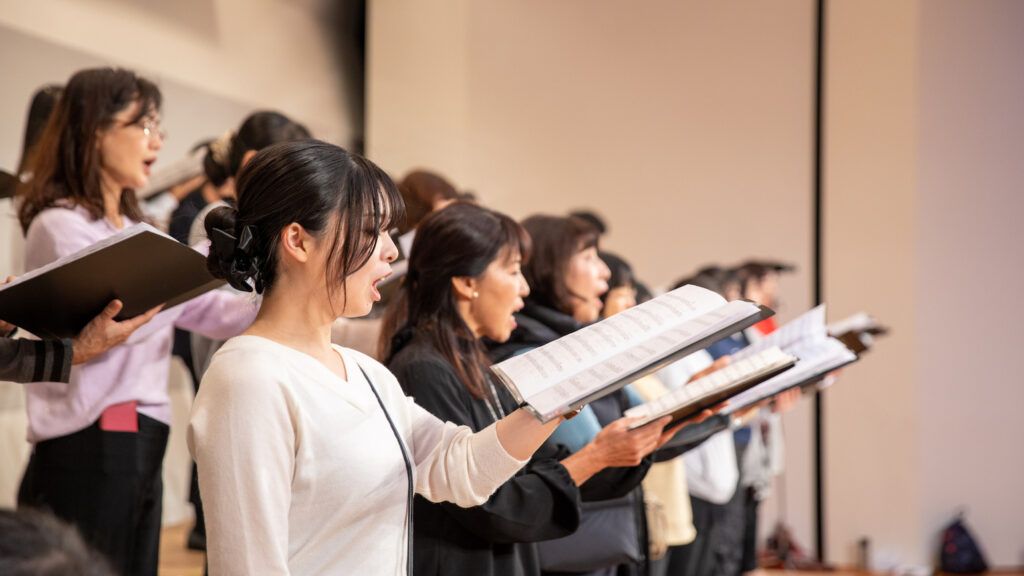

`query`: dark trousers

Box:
[666,496,725,576]
[714,484,747,576]
[18,414,170,576]
[740,488,759,572]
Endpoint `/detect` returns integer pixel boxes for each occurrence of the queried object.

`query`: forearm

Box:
[494,408,562,461]
[560,442,607,486]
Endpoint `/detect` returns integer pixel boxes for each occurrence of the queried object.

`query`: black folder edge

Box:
[494,304,774,423]
[659,414,731,452]
[627,356,797,430]
[0,229,226,339]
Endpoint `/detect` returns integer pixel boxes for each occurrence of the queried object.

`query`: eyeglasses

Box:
[117,117,167,141]
[138,118,167,141]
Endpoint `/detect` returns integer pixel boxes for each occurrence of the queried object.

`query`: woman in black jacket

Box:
[383,203,672,576]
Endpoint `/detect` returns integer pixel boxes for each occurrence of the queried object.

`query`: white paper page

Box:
[732,304,826,361]
[723,336,855,414]
[516,298,760,420]
[624,346,794,424]
[0,222,160,291]
[828,312,878,335]
[493,285,727,402]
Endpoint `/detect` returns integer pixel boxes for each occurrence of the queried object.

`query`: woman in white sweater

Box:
[188,140,564,575]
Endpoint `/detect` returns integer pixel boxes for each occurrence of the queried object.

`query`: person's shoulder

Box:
[26,205,90,235]
[387,337,451,373]
[202,336,292,392]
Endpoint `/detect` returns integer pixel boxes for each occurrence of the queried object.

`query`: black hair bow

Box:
[210,224,263,293]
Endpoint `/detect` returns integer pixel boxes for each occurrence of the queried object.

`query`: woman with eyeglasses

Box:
[15,67,257,576]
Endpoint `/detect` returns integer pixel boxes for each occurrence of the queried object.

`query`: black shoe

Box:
[187,528,207,551]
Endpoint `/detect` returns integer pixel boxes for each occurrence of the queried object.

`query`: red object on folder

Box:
[99,401,138,432]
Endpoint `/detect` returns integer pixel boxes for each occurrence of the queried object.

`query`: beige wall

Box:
[371,0,1024,568]
[825,0,1024,568]
[823,0,925,567]
[369,0,819,548]
[916,0,1024,567]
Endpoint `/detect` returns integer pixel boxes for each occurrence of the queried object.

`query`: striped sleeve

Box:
[0,338,73,384]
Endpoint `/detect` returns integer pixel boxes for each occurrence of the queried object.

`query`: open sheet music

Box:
[723,337,855,413]
[829,312,889,355]
[623,346,796,428]
[490,285,772,422]
[0,223,223,339]
[721,305,858,414]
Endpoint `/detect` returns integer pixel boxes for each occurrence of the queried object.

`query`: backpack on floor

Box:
[939,513,989,574]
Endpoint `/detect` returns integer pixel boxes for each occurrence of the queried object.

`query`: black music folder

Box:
[0,223,224,339]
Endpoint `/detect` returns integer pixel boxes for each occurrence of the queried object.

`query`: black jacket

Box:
[389,332,582,576]
[485,301,655,576]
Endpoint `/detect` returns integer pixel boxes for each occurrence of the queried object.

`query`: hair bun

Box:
[204,205,262,293]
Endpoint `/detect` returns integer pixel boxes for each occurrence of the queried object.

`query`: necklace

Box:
[483,376,507,422]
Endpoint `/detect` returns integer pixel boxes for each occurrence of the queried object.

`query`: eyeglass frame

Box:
[114,116,167,141]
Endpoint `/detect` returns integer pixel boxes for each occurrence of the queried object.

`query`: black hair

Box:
[599,251,635,293]
[17,84,64,175]
[205,139,404,305]
[227,111,311,177]
[672,265,740,298]
[381,202,528,398]
[198,133,232,187]
[0,508,115,576]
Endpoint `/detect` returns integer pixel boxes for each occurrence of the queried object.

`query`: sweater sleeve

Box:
[375,355,530,508]
[188,358,295,576]
[174,289,258,340]
[398,359,580,542]
[406,398,528,508]
[0,338,72,384]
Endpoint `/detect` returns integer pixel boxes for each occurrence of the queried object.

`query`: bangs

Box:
[326,154,407,288]
[568,213,600,253]
[498,212,531,265]
[125,77,163,124]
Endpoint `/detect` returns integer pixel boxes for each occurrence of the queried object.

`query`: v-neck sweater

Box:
[188,335,528,575]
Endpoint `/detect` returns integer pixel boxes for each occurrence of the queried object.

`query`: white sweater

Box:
[188,336,528,575]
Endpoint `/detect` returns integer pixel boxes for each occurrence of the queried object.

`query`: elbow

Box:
[449,489,492,509]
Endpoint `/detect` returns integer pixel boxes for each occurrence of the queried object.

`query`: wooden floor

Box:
[159,523,205,576]
[157,524,1021,576]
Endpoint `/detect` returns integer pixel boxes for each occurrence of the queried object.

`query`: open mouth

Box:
[370,272,392,301]
[142,158,156,175]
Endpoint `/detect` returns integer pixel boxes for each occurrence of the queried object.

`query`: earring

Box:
[472,291,480,299]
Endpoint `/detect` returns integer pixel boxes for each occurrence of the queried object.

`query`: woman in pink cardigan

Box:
[15,67,257,576]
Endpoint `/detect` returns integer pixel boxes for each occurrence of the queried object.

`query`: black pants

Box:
[18,414,170,576]
[740,487,759,572]
[666,496,725,576]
